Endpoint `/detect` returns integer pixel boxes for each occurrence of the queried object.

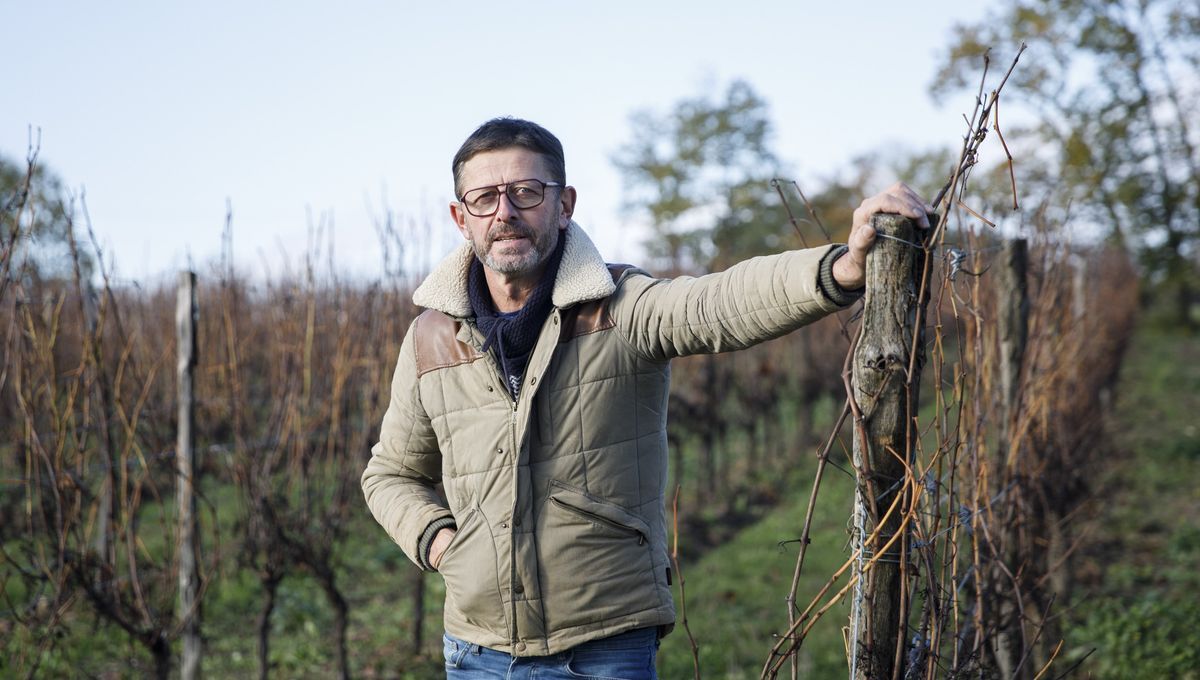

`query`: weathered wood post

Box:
[1070,253,1087,322]
[85,280,117,583]
[994,238,1030,679]
[997,238,1029,443]
[410,568,425,656]
[177,271,202,680]
[849,213,930,680]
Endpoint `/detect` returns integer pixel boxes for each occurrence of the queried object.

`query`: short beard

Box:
[472,222,559,276]
[480,244,542,275]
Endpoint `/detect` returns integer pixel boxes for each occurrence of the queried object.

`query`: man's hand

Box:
[429,527,456,570]
[833,182,935,290]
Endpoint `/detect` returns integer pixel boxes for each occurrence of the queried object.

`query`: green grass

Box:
[657,462,856,679]
[1061,324,1200,679]
[185,486,450,679]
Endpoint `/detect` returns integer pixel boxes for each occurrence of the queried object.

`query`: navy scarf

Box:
[468,234,565,398]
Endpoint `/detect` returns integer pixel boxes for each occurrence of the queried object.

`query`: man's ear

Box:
[557,186,577,230]
[449,201,470,239]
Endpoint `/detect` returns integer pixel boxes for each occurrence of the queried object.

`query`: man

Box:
[362,117,931,678]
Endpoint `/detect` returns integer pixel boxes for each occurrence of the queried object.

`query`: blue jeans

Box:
[443,628,659,679]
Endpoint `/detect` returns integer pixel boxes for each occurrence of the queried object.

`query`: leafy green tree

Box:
[612,79,790,271]
[1,152,90,286]
[932,0,1200,326]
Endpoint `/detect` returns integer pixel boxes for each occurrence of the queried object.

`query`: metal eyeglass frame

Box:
[458,178,564,217]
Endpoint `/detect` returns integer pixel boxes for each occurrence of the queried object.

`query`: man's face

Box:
[450,148,575,279]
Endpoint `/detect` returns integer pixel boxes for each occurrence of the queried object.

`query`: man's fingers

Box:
[882,192,930,228]
[891,183,934,228]
[855,189,932,229]
[846,182,934,275]
[890,181,934,211]
[851,223,876,252]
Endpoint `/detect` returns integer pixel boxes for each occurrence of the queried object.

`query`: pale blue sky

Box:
[2,1,994,281]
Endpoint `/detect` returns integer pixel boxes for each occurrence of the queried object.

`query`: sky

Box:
[2,1,996,284]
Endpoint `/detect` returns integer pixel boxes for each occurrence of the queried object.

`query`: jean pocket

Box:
[442,633,468,669]
[565,646,656,680]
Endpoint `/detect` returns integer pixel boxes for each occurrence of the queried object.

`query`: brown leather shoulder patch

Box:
[412,309,483,377]
[558,264,635,343]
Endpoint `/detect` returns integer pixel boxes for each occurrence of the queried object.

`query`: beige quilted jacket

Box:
[362,222,851,656]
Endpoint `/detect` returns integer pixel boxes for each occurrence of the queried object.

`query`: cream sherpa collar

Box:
[412,221,617,318]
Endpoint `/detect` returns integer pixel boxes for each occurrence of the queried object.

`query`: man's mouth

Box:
[491,232,529,243]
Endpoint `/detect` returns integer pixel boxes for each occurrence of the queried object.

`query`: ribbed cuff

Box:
[818,245,865,307]
[417,516,458,571]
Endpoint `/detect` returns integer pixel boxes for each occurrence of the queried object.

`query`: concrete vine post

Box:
[848,213,929,680]
[177,271,202,680]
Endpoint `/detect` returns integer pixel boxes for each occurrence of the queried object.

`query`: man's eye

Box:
[472,189,499,204]
[511,185,536,197]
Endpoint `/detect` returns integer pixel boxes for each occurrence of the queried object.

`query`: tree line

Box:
[1,0,1193,675]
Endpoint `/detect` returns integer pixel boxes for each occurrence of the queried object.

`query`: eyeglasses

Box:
[458,178,564,217]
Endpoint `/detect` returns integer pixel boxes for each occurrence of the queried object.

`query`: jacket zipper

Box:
[474,319,549,653]
[497,353,520,650]
[472,334,522,649]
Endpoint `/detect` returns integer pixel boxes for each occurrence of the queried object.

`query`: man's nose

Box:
[493,189,520,222]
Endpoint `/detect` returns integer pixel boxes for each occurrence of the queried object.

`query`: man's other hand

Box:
[833,182,934,290]
[429,527,456,570]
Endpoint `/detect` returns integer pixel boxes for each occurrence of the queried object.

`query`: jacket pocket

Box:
[537,482,658,631]
[438,505,506,634]
[548,497,646,544]
[435,506,471,566]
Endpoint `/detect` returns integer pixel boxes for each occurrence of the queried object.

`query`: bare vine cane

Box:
[761,42,1028,679]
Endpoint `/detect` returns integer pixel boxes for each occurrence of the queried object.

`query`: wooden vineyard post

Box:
[177,271,202,680]
[994,238,1030,678]
[998,238,1029,447]
[411,568,426,656]
[848,213,930,680]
